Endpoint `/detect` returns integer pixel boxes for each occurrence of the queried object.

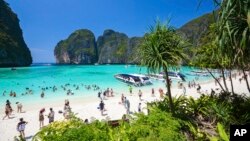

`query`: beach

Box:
[0,71,249,141]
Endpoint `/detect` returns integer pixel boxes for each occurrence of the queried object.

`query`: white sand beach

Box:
[0,73,249,141]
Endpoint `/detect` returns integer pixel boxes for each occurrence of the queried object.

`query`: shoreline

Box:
[0,73,249,141]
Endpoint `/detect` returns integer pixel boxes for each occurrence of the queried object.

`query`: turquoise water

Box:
[0,65,214,105]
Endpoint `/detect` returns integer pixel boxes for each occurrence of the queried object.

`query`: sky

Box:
[6,0,215,63]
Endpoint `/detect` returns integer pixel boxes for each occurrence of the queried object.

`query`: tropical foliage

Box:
[139,20,186,114]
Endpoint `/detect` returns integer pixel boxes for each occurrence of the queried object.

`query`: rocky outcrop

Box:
[55,29,142,64]
[54,11,216,64]
[126,37,142,64]
[97,30,129,64]
[97,30,142,64]
[0,0,32,67]
[177,11,217,47]
[54,29,97,64]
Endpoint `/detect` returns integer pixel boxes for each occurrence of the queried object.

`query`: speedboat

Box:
[188,70,210,76]
[147,71,186,81]
[114,74,152,86]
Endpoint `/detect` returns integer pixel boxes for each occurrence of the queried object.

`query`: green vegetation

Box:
[139,20,186,114]
[34,92,250,141]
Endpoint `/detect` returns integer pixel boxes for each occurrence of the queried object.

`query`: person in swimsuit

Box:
[17,118,28,139]
[39,108,45,129]
[2,104,11,120]
[6,100,13,115]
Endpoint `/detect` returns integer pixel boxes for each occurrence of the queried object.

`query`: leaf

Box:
[217,123,229,141]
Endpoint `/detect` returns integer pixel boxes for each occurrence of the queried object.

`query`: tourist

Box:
[196,84,201,93]
[183,86,186,95]
[64,100,71,119]
[41,91,45,98]
[211,88,215,96]
[16,102,23,113]
[6,100,13,115]
[98,91,102,100]
[99,101,105,116]
[138,103,142,112]
[125,98,130,114]
[129,85,133,95]
[17,118,28,139]
[121,94,125,104]
[169,79,172,87]
[47,108,55,123]
[138,90,142,101]
[239,78,242,83]
[2,90,6,96]
[39,108,45,129]
[159,88,164,98]
[107,88,110,97]
[2,103,11,120]
[84,119,89,124]
[110,88,114,97]
[103,91,107,100]
[151,88,155,97]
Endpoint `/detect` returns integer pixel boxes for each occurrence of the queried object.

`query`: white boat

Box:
[188,70,210,76]
[114,74,152,86]
[147,71,186,81]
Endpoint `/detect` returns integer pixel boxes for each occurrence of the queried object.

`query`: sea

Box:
[0,64,215,105]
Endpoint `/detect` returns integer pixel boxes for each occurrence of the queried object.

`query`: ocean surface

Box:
[0,64,215,105]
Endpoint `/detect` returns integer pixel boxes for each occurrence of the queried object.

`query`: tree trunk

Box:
[229,69,234,94]
[242,68,250,93]
[164,66,174,115]
[221,68,229,91]
[206,68,225,92]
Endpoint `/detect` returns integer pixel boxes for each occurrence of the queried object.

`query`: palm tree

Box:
[215,0,250,93]
[140,20,186,114]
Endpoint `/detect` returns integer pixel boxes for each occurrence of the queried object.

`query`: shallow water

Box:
[0,64,214,105]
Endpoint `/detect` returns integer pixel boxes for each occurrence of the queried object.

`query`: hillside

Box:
[0,0,32,67]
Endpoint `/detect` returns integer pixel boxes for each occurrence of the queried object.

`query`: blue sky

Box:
[7,0,215,63]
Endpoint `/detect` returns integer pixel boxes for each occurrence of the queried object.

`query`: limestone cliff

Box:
[0,0,32,67]
[97,30,129,64]
[54,29,97,64]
